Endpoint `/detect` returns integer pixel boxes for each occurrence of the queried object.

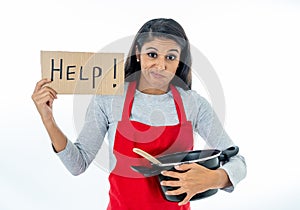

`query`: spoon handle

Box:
[133,148,162,165]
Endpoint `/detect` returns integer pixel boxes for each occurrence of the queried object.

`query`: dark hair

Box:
[125,18,192,90]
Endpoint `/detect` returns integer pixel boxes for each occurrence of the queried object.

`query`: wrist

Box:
[213,169,231,189]
[42,116,56,127]
[42,117,67,153]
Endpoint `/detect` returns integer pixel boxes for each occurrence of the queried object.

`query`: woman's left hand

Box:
[160,163,230,206]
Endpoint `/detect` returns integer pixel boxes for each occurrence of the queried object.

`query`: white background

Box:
[1,0,300,209]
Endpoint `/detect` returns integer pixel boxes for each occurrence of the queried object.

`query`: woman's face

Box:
[136,38,181,93]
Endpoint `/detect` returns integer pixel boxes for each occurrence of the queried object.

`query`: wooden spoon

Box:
[133,148,162,165]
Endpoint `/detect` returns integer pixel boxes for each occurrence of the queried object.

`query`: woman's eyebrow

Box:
[168,49,180,53]
[145,47,158,51]
[145,47,180,53]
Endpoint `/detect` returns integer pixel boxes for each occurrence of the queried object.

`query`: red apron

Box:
[108,82,193,210]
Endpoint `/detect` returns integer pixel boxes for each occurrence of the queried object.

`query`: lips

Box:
[150,71,166,79]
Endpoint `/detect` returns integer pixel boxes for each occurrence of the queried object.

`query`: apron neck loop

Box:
[121,82,188,123]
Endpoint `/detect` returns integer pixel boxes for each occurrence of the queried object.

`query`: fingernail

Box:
[175,165,180,169]
[161,170,166,175]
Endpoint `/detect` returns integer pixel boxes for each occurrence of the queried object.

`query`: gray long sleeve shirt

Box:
[55,83,247,192]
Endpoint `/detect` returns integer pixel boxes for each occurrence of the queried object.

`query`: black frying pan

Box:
[131,146,239,202]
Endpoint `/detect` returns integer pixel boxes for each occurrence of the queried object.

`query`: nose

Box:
[156,55,166,70]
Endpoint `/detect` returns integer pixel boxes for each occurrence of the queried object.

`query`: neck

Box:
[139,87,167,95]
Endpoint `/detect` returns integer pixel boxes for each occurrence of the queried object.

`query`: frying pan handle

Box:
[219,146,239,162]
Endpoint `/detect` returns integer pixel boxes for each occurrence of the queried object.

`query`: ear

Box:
[135,45,140,61]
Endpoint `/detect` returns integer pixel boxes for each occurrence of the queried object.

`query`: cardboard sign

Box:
[41,51,124,94]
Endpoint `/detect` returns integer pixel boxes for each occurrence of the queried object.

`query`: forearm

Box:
[43,118,67,153]
[219,155,247,192]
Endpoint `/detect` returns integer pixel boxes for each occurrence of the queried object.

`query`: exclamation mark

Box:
[113,58,117,88]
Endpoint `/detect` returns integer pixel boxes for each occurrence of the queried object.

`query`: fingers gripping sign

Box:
[32,78,58,122]
[160,163,220,206]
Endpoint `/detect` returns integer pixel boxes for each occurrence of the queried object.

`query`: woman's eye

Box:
[147,52,157,58]
[166,55,177,61]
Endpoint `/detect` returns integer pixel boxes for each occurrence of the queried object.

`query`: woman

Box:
[32,18,246,210]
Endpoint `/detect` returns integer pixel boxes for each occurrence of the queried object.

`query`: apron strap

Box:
[170,84,188,122]
[121,82,136,121]
[121,82,188,123]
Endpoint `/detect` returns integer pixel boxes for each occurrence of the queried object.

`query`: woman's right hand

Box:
[32,79,57,123]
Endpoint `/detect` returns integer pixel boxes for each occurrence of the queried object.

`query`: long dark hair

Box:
[125,18,192,90]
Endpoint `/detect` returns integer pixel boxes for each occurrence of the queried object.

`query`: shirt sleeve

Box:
[54,96,108,176]
[193,93,247,192]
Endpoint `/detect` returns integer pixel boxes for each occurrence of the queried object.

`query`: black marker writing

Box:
[67,65,76,80]
[92,66,102,89]
[50,58,104,89]
[51,59,63,81]
[80,66,88,80]
[114,58,117,79]
[113,58,117,88]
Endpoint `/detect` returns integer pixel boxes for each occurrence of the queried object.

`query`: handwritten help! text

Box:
[41,51,124,95]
